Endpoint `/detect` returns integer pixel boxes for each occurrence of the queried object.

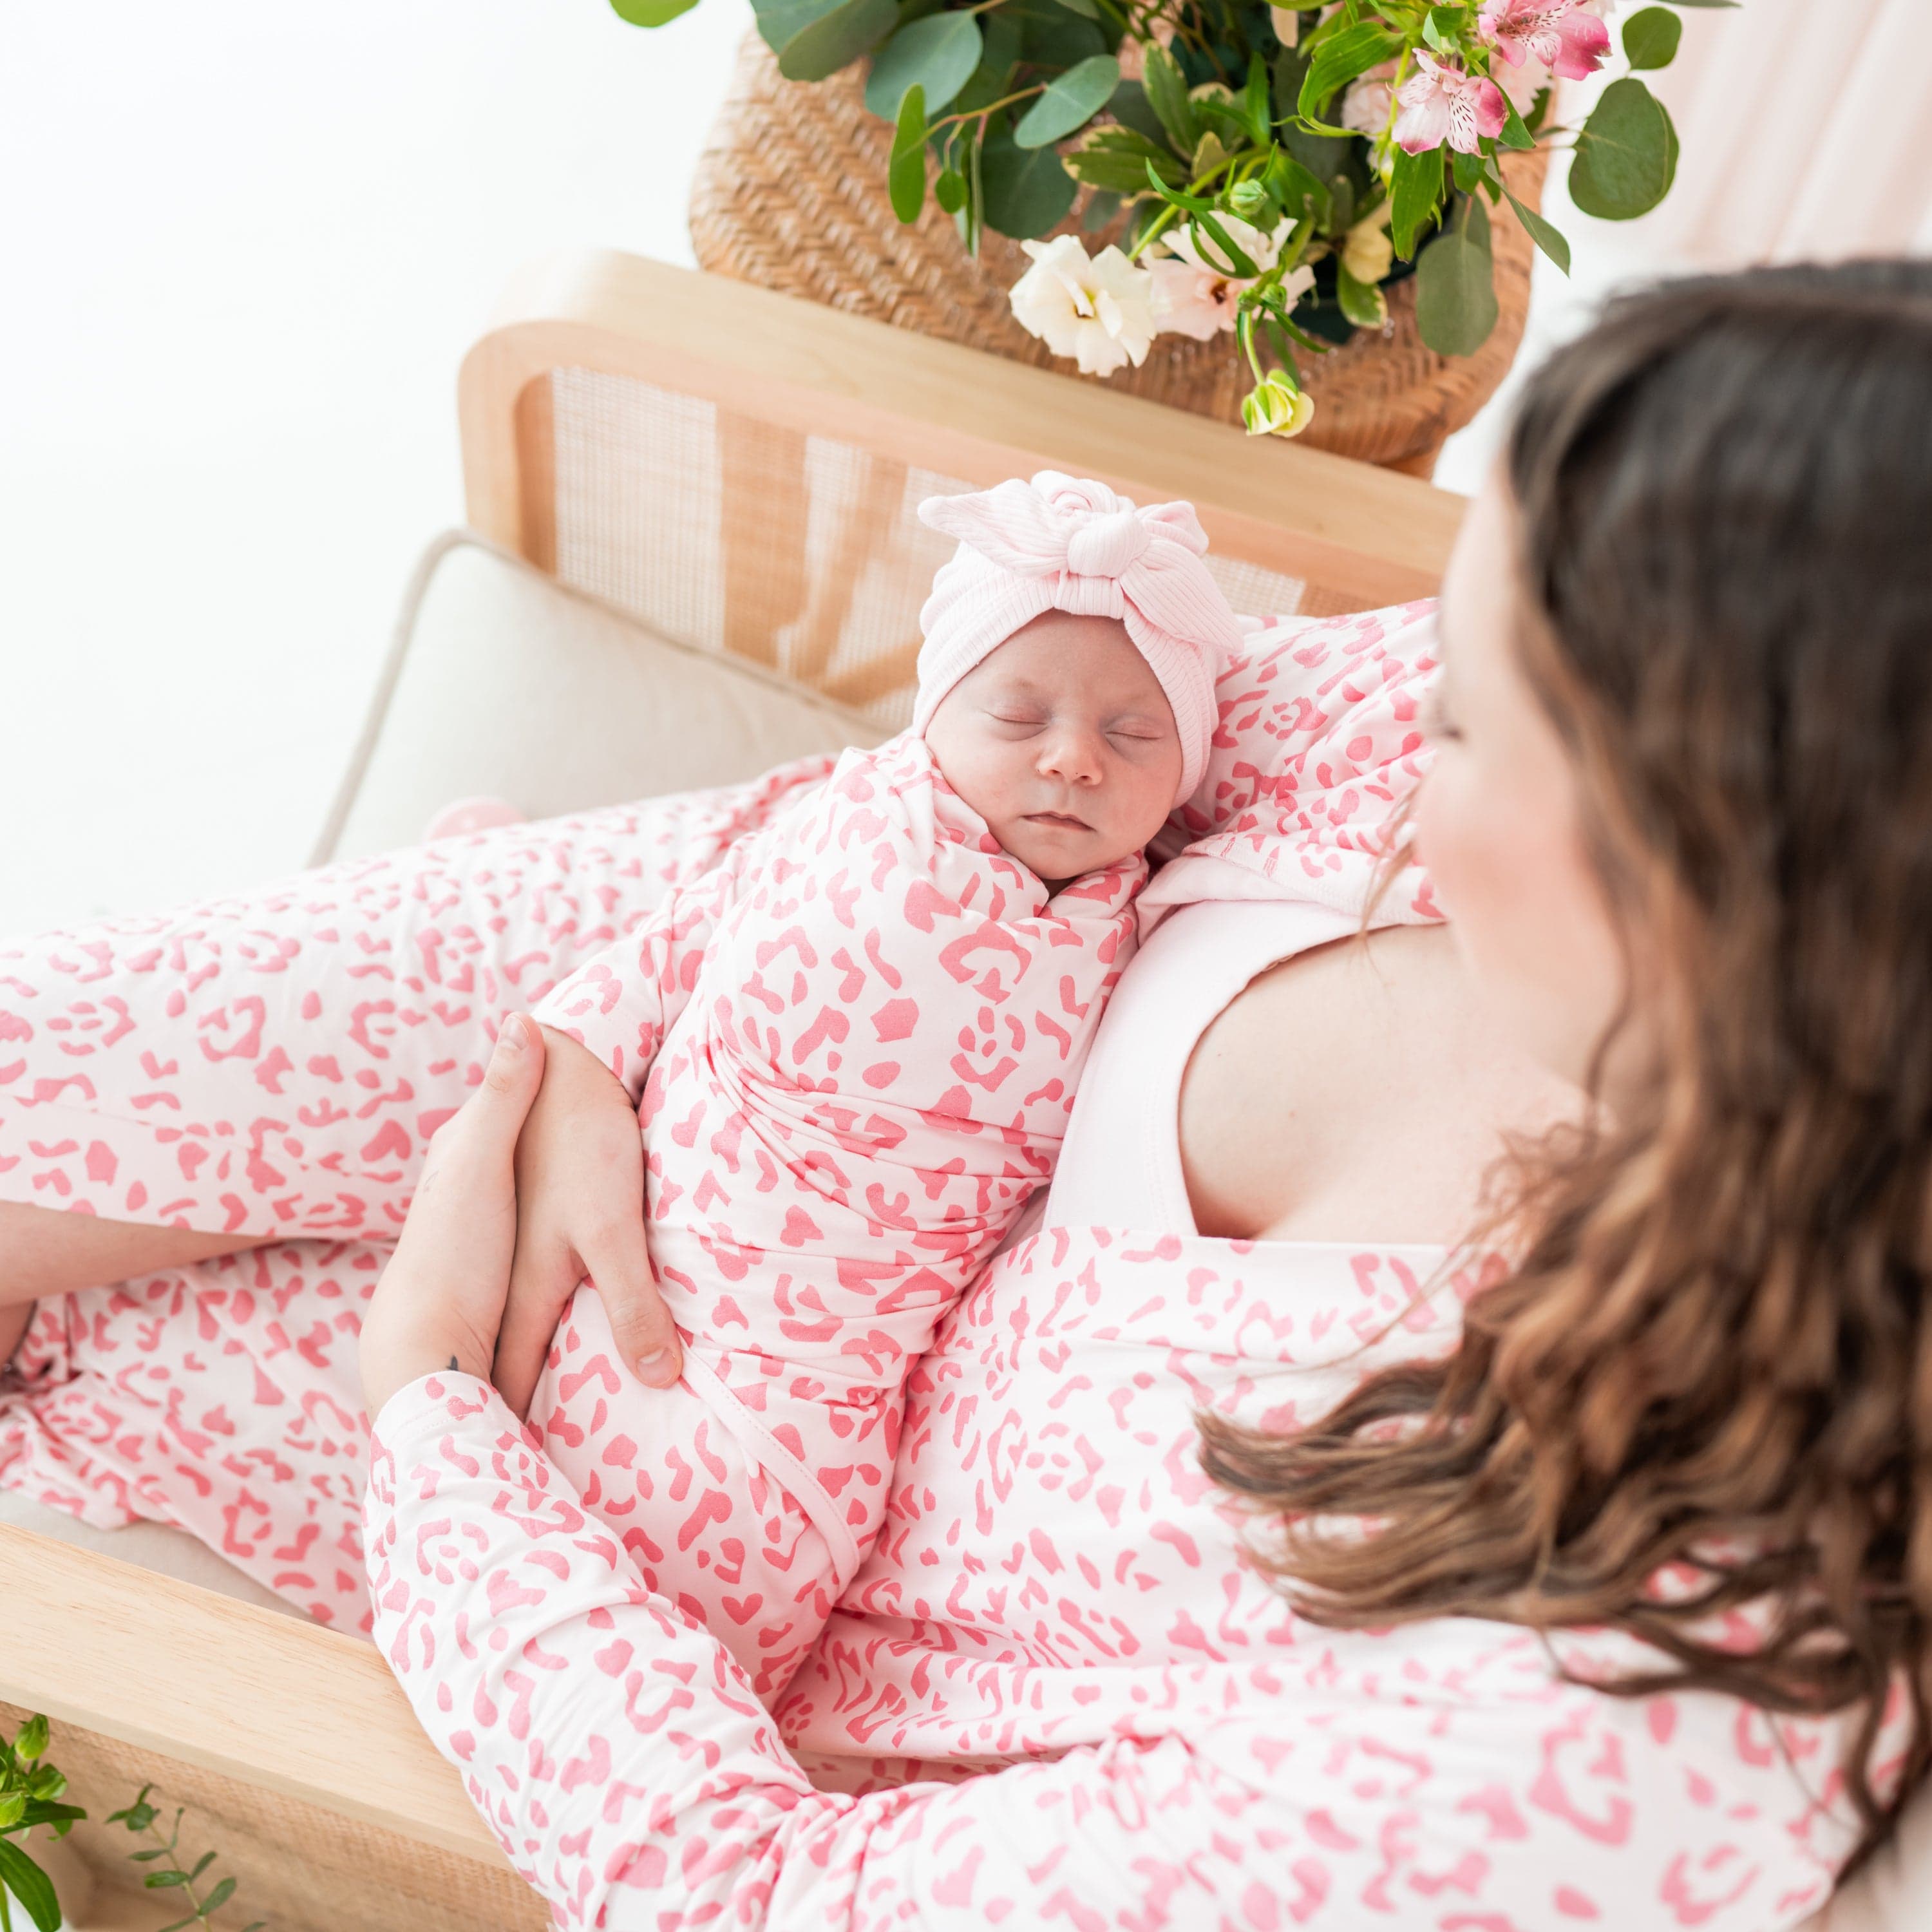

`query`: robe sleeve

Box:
[366,1374,1840,1932]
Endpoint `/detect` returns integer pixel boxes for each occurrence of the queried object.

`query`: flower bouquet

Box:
[621,0,1720,440]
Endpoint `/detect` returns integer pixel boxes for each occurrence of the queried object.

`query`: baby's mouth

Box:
[1023,811,1092,832]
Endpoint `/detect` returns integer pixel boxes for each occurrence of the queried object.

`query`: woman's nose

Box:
[1036,724,1103,784]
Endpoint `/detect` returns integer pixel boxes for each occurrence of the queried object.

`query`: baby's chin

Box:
[995,817,1139,885]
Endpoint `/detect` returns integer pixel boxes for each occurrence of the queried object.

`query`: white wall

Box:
[0,0,752,937]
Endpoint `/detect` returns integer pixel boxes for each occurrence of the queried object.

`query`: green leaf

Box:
[1272,46,1309,122]
[1622,5,1682,68]
[1066,126,1184,195]
[980,122,1077,238]
[1009,0,1104,66]
[1297,20,1400,122]
[1141,43,1200,155]
[1388,144,1443,260]
[1464,191,1492,253]
[1495,90,1536,151]
[889,83,927,223]
[1240,53,1272,146]
[934,167,968,213]
[0,1842,59,1932]
[1263,148,1331,228]
[1049,0,1099,15]
[609,0,699,22]
[770,0,898,82]
[1015,53,1120,148]
[144,1870,191,1888]
[1503,186,1570,272]
[12,1724,45,1768]
[1108,79,1171,151]
[1415,229,1499,355]
[202,1876,237,1915]
[864,12,983,118]
[1335,260,1388,329]
[0,1798,22,1833]
[1569,77,1678,220]
[1452,147,1482,194]
[17,1804,84,1833]
[189,1852,216,1881]
[129,1848,168,1862]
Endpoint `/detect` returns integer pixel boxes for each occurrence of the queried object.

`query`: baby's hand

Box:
[493,1023,682,1419]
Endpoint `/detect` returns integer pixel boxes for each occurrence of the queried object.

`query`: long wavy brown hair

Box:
[1200,260,1932,1860]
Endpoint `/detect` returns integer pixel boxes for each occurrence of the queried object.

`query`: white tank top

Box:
[1048,897,1358,1233]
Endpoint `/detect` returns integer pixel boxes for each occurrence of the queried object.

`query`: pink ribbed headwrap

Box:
[914,471,1242,804]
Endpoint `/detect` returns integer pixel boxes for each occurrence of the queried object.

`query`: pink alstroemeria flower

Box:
[1394,50,1508,156]
[1478,0,1612,82]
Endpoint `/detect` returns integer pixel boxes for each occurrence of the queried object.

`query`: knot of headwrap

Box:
[913,471,1240,804]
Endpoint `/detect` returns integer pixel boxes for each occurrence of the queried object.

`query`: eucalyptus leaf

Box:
[981,122,1077,238]
[0,1839,60,1932]
[1050,0,1099,15]
[934,167,968,213]
[1415,230,1499,355]
[1622,5,1682,68]
[1009,0,1104,68]
[1016,53,1121,148]
[865,12,983,118]
[773,0,897,82]
[609,0,699,22]
[1463,191,1492,252]
[1570,77,1678,220]
[1504,187,1570,272]
[889,84,928,223]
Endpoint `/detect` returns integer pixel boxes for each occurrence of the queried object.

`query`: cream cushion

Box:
[314,530,882,864]
[8,531,1926,1924]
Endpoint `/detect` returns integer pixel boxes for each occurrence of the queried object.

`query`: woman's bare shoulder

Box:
[1178,923,1581,1247]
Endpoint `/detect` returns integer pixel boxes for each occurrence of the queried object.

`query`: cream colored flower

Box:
[1341,205,1396,286]
[1242,371,1316,439]
[1340,59,1399,135]
[1009,236,1159,378]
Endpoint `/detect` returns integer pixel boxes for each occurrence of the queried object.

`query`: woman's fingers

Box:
[582,1214,683,1390]
[493,1247,571,1421]
[359,1016,546,1419]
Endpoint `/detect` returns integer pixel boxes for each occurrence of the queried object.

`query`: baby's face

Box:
[923,611,1184,885]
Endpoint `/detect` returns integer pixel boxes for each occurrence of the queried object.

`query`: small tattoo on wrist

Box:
[448,1354,460,1372]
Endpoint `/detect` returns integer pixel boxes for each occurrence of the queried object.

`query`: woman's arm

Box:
[366,1372,1832,1932]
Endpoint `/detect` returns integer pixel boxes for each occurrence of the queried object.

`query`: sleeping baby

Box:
[524,470,1242,1695]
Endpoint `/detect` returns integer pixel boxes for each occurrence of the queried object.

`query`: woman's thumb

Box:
[473,1012,546,1137]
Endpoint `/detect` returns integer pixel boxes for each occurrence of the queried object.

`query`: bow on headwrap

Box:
[913,471,1242,804]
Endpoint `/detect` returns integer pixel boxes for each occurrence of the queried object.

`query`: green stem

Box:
[926,84,1044,135]
[142,1819,210,1927]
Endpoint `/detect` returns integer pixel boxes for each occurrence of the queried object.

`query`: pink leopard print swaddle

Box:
[527,732,1142,1694]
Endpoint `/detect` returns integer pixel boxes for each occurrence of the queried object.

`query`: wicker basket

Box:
[690,33,1548,475]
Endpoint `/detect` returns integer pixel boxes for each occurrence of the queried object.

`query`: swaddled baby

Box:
[526,471,1242,1694]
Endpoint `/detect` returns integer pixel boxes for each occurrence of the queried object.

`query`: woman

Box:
[7,261,1932,1925]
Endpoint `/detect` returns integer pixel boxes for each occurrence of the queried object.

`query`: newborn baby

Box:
[526,471,1242,1694]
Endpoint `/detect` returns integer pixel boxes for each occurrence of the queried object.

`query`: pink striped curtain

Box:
[1562,0,1932,266]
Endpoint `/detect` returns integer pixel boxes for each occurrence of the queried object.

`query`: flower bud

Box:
[1240,372,1316,439]
[1342,216,1396,287]
[1227,179,1269,222]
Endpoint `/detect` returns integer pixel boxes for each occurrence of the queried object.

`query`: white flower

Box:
[1160,213,1289,276]
[1009,236,1159,377]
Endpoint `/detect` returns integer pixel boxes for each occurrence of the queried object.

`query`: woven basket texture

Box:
[690,33,1548,473]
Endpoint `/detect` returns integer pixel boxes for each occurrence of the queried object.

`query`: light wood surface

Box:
[459,250,1466,614]
[0,1522,496,1864]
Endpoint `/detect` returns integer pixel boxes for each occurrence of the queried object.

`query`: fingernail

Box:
[498,1014,528,1054]
[636,1349,677,1388]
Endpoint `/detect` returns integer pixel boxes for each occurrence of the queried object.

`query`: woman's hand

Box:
[359,1013,545,1420]
[491,1023,683,1420]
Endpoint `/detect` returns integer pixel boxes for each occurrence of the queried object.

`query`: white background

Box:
[0,1,1631,939]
